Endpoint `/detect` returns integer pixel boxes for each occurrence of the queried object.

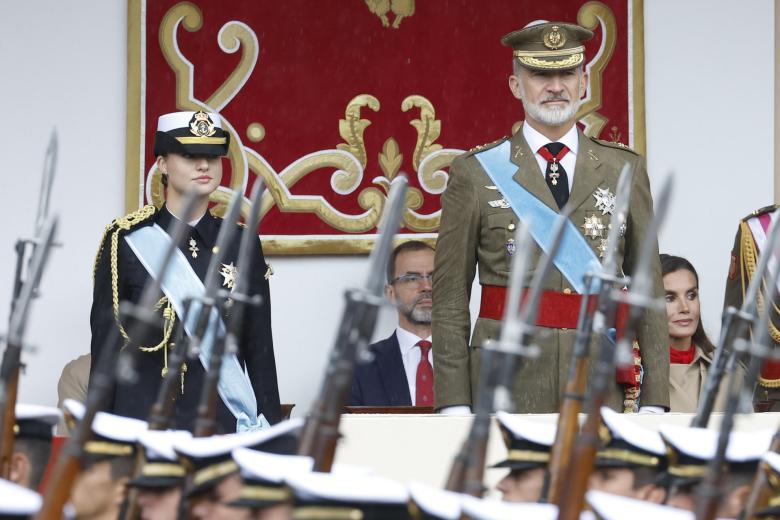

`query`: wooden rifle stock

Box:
[544,281,595,504]
[298,177,407,471]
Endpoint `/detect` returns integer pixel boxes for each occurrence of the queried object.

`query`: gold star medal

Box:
[581,215,605,238]
[592,188,616,215]
[220,262,238,290]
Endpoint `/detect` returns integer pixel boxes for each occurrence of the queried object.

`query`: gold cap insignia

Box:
[189,111,217,138]
[543,25,566,50]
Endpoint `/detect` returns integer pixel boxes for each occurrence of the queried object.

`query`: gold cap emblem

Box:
[543,25,566,50]
[189,111,217,138]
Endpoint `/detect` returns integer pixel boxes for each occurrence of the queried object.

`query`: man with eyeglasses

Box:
[349,241,436,407]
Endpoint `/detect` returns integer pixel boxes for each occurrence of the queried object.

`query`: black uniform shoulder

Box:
[742,204,779,222]
[92,205,158,278]
[587,136,640,157]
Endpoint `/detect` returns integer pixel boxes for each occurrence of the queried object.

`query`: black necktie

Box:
[541,142,570,209]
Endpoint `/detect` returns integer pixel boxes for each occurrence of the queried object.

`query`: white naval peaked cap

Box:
[286,472,409,504]
[174,417,303,458]
[495,411,556,446]
[600,406,665,455]
[586,490,695,520]
[231,447,313,483]
[764,451,780,472]
[15,403,62,424]
[156,111,223,132]
[62,398,148,443]
[137,429,192,462]
[407,482,461,520]
[458,495,595,520]
[0,478,42,516]
[659,424,774,462]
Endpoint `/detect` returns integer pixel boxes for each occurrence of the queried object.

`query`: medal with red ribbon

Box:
[538,144,571,186]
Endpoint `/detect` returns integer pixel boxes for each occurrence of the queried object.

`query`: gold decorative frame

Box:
[125,0,646,254]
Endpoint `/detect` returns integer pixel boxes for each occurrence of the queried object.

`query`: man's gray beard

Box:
[400,303,432,325]
[523,97,581,126]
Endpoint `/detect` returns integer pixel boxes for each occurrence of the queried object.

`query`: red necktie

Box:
[415,340,434,406]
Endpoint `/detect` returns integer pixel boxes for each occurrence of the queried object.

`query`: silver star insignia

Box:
[219,262,239,290]
[582,215,605,238]
[593,188,616,215]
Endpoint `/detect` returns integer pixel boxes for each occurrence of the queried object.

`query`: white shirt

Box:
[522,122,579,193]
[396,327,433,406]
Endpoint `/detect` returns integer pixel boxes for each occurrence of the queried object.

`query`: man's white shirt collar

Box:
[396,327,432,355]
[522,121,579,156]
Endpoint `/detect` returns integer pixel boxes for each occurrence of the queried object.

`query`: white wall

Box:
[0,0,773,415]
[644,0,774,340]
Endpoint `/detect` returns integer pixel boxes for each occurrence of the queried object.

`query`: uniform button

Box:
[563,288,572,294]
[508,222,516,231]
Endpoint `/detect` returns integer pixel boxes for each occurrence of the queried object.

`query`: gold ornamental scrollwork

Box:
[576,1,617,138]
[146,3,464,251]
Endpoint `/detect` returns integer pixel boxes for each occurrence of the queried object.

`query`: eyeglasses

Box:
[390,272,434,286]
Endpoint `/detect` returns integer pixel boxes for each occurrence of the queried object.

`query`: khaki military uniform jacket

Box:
[432,127,669,412]
[669,345,744,413]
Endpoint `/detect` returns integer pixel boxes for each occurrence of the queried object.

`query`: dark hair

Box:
[659,254,715,355]
[13,438,52,489]
[386,240,435,284]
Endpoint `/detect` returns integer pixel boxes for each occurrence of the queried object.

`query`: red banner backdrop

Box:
[126,0,645,254]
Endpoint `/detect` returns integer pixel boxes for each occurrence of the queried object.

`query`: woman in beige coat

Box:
[661,255,723,412]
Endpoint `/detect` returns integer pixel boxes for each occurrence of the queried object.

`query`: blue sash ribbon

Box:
[125,224,269,432]
[474,141,602,294]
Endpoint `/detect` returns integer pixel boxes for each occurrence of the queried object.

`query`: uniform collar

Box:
[158,204,219,247]
[522,121,579,156]
[395,327,432,356]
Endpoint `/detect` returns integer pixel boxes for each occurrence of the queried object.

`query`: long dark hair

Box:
[659,254,716,355]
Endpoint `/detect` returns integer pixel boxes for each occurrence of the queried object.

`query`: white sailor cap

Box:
[153,110,230,157]
[0,478,42,519]
[458,495,573,520]
[62,399,148,460]
[659,424,773,484]
[754,451,780,517]
[174,418,303,496]
[228,448,313,509]
[493,412,556,470]
[586,490,695,520]
[14,403,61,441]
[597,407,665,468]
[288,472,410,519]
[407,482,461,520]
[127,429,192,490]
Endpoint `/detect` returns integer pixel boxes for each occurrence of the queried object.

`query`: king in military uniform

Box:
[89,110,282,432]
[432,21,669,413]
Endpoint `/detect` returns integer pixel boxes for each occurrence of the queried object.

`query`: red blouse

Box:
[670,344,695,365]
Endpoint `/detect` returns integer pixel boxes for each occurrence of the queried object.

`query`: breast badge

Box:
[592,187,616,215]
[220,262,238,290]
[582,215,605,239]
[506,237,516,256]
[488,198,511,209]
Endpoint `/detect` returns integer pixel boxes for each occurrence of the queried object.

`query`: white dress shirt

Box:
[396,327,433,406]
[522,122,579,193]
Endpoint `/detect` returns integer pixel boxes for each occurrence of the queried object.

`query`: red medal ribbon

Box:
[537,144,571,164]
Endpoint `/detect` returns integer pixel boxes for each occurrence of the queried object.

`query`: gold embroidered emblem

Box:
[543,25,566,50]
[365,0,416,29]
[188,238,199,258]
[189,111,217,137]
[220,262,238,290]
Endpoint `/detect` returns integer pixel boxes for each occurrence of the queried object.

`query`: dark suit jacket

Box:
[89,205,282,433]
[349,332,412,406]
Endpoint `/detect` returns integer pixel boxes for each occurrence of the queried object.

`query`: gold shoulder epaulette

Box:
[466,136,509,155]
[589,136,640,156]
[743,204,779,221]
[92,205,158,282]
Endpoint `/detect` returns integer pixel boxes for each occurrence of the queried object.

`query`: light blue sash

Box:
[125,224,269,432]
[474,141,602,294]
